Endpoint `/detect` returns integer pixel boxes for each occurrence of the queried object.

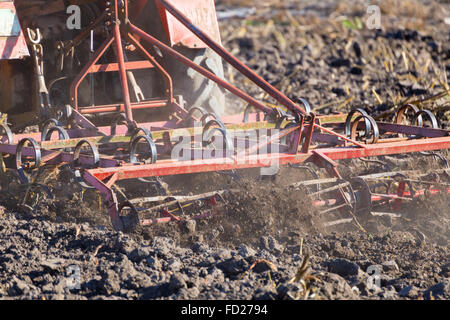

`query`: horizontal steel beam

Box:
[84,135,450,181]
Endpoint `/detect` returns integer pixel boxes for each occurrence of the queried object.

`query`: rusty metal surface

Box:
[0,2,29,60]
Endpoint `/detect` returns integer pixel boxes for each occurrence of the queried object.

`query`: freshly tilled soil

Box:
[0,209,448,300]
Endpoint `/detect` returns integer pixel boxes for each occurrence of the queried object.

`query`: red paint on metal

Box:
[127,33,174,103]
[69,19,173,116]
[70,35,115,111]
[156,0,221,48]
[301,114,315,153]
[376,122,449,138]
[79,100,169,114]
[130,0,149,19]
[84,135,450,182]
[314,188,450,208]
[0,2,29,60]
[113,24,134,123]
[8,111,279,144]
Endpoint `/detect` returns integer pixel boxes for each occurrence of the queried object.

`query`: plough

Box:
[0,0,448,231]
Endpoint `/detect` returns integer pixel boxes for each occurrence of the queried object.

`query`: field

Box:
[0,0,448,300]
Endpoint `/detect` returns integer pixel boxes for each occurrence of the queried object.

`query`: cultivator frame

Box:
[0,0,449,231]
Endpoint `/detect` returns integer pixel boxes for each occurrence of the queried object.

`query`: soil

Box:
[0,0,449,300]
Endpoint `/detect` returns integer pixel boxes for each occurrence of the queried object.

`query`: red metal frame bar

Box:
[78,100,169,114]
[87,60,154,73]
[70,34,114,111]
[83,135,450,182]
[127,33,174,104]
[128,22,366,148]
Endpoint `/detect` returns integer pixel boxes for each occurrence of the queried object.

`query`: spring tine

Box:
[309,182,350,198]
[371,212,402,218]
[324,218,354,227]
